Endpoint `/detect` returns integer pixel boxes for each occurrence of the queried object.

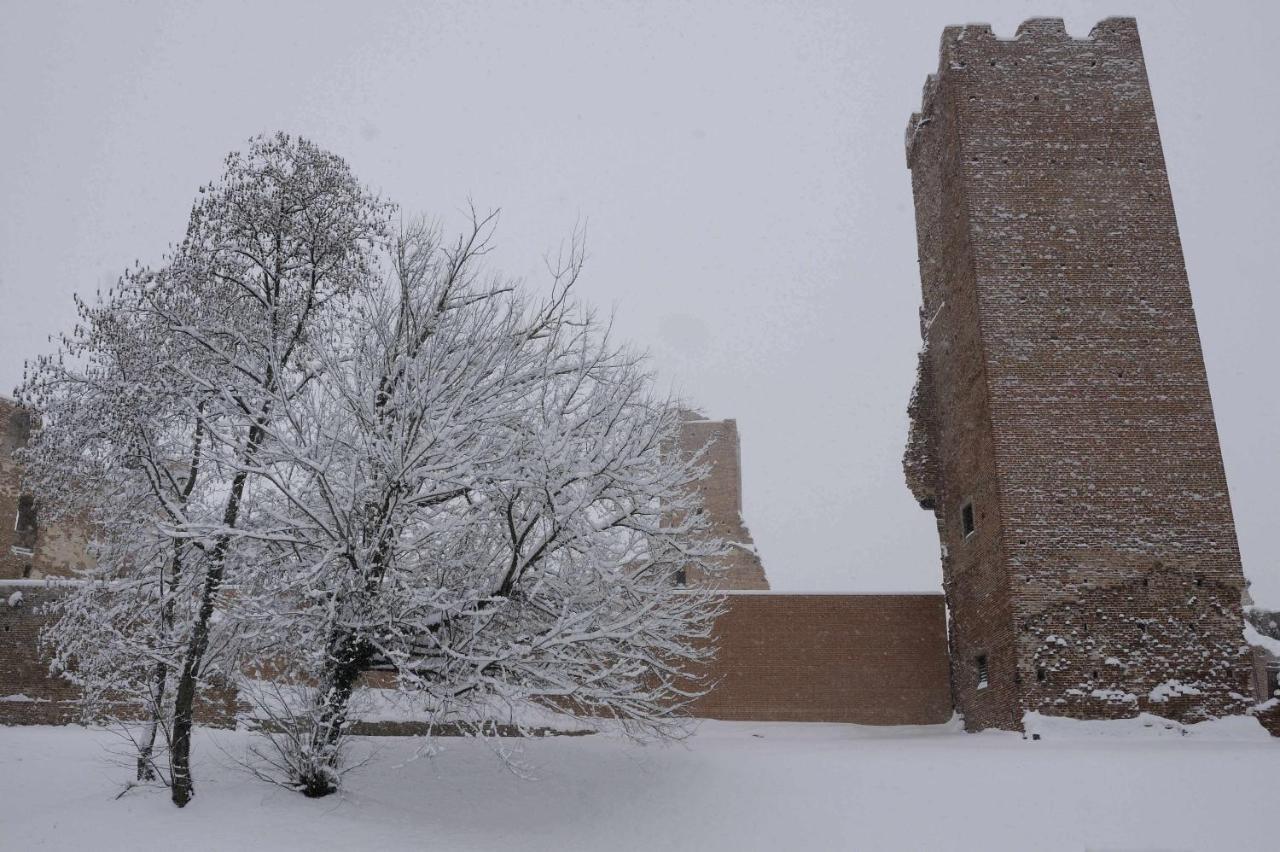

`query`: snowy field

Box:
[0,715,1274,852]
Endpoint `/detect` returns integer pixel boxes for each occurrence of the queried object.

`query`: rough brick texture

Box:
[690,593,952,724]
[1,397,90,581]
[905,17,1251,730]
[679,413,769,590]
[0,584,238,726]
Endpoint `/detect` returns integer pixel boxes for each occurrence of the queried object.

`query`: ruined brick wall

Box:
[690,593,952,724]
[0,397,90,581]
[0,585,81,723]
[0,583,238,726]
[679,413,769,590]
[905,18,1251,730]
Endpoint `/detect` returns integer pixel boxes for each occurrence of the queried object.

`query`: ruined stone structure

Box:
[678,413,769,590]
[4,395,954,728]
[1,397,90,581]
[3,18,1269,735]
[904,17,1252,730]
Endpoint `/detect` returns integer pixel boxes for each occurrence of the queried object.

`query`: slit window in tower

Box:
[961,500,976,539]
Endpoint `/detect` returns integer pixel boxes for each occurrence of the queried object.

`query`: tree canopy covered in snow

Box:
[18,133,724,804]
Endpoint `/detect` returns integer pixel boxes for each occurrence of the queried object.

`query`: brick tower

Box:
[0,396,89,581]
[679,412,769,590]
[904,18,1250,730]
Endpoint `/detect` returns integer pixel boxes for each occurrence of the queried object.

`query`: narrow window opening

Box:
[1036,667,1047,683]
[975,654,989,690]
[12,493,37,554]
[961,501,976,539]
[673,568,687,587]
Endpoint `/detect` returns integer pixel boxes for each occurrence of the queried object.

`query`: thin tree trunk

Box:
[169,539,230,807]
[138,545,182,781]
[136,660,168,781]
[142,416,203,784]
[171,420,261,807]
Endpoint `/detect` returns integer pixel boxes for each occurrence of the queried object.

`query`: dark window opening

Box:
[674,568,687,587]
[1195,575,1204,588]
[976,654,989,690]
[961,501,976,539]
[1036,667,1047,683]
[12,494,37,551]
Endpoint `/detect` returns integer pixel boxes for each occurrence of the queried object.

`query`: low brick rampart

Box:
[691,592,953,724]
[4,585,954,728]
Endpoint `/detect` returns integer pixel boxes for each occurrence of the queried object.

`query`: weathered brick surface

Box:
[4,586,953,727]
[679,414,769,590]
[1,397,90,581]
[0,586,81,723]
[0,584,238,726]
[690,593,952,724]
[905,18,1251,730]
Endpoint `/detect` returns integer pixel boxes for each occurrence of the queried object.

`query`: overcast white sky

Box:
[2,0,1276,602]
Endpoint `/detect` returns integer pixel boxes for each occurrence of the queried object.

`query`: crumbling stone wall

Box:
[905,18,1251,730]
[678,413,769,590]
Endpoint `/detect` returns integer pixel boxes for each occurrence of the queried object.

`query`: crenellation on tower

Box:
[905,17,1252,730]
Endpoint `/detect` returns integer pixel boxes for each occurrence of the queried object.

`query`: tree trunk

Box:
[169,558,224,807]
[139,541,185,782]
[298,631,371,797]
[136,660,168,782]
[169,473,256,804]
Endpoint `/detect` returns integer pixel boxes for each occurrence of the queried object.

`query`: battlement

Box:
[907,17,1142,165]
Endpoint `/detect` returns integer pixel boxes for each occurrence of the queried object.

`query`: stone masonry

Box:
[904,18,1252,730]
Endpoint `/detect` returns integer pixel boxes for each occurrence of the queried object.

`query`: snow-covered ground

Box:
[0,715,1274,851]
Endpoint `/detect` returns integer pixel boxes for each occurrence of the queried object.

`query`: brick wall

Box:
[678,413,769,590]
[4,585,953,728]
[690,593,952,725]
[0,583,238,726]
[1,397,91,581]
[0,585,81,723]
[905,18,1251,729]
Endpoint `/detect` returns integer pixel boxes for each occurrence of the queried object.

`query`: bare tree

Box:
[21,138,723,806]
[239,218,725,796]
[22,134,389,806]
[20,271,210,784]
